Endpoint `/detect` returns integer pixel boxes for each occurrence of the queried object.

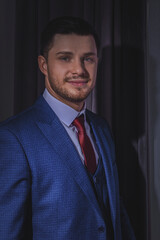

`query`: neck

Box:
[46,87,85,112]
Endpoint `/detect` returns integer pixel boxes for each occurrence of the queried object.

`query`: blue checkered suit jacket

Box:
[0,96,135,240]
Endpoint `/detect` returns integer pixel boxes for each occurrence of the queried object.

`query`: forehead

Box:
[51,34,97,54]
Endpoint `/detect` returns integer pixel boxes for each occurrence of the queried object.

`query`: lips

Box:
[67,79,89,87]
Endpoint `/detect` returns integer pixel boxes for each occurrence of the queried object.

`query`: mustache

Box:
[65,75,89,81]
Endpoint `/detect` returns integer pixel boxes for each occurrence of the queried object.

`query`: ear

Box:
[38,55,48,76]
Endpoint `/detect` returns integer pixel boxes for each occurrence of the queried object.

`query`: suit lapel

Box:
[86,111,117,231]
[34,96,102,217]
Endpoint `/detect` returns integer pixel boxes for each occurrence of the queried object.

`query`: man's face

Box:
[38,34,98,111]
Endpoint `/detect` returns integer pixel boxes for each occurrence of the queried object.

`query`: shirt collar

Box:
[43,88,86,127]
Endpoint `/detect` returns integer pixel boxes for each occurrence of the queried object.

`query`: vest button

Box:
[98,226,105,233]
[94,177,97,183]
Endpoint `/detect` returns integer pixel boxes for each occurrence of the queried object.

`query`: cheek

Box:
[87,64,97,75]
[50,66,68,79]
[90,68,97,82]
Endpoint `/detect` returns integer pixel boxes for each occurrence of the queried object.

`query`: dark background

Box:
[0,0,160,239]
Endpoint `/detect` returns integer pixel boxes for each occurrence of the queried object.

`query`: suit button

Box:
[98,226,105,233]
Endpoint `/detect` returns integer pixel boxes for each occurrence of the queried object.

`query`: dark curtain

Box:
[97,1,148,239]
[112,1,148,240]
[0,0,148,239]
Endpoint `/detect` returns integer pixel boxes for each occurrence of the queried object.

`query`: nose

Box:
[71,59,86,75]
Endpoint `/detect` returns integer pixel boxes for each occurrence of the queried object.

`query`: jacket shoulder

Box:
[0,105,36,131]
[0,95,53,132]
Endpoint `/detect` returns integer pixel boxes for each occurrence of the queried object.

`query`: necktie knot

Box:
[73,115,85,133]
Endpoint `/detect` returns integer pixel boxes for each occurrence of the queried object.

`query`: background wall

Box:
[0,0,15,120]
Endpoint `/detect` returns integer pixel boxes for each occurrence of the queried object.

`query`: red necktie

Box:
[73,115,97,174]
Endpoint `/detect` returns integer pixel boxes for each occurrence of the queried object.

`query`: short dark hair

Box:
[40,16,100,59]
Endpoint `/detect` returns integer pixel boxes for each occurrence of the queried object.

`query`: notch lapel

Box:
[34,97,102,218]
[86,111,118,233]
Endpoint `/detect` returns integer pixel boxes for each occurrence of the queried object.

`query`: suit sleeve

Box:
[0,128,32,240]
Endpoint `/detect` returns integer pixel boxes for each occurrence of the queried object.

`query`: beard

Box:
[48,75,94,104]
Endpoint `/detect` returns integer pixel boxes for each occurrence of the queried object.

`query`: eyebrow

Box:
[56,51,97,56]
[83,52,97,57]
[56,51,73,56]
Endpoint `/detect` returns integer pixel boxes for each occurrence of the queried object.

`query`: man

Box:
[0,16,135,239]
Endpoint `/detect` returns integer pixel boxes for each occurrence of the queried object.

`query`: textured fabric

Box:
[89,157,114,239]
[0,96,136,240]
[73,114,97,174]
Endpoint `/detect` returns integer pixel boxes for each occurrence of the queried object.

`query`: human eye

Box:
[84,56,95,63]
[59,55,71,62]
